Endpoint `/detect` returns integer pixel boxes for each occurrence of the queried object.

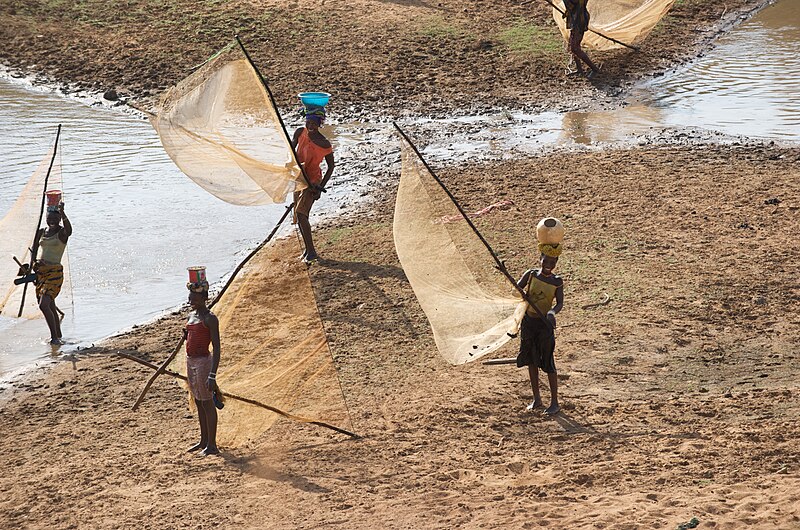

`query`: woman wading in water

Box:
[32,200,71,345]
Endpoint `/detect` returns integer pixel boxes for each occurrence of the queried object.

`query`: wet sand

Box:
[0,0,774,116]
[1,143,798,528]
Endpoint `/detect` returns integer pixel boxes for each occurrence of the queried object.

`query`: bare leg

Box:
[569,30,599,75]
[526,366,543,411]
[49,298,62,338]
[190,398,208,452]
[39,294,60,343]
[544,372,560,415]
[201,400,219,455]
[296,212,318,261]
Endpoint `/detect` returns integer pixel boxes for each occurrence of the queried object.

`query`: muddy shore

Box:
[1,0,799,528]
[0,0,774,117]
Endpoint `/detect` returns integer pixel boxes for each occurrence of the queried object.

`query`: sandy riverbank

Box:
[1,0,798,528]
[1,142,798,528]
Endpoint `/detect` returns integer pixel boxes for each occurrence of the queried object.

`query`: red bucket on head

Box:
[46,190,62,207]
[187,266,207,284]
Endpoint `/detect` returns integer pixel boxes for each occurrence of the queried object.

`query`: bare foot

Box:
[187,442,204,452]
[544,403,561,416]
[201,446,220,456]
[526,400,543,412]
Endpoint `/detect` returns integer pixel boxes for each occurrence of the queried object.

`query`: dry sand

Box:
[1,144,798,529]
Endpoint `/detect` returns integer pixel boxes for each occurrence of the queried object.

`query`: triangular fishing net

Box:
[552,0,675,51]
[393,136,524,365]
[170,235,352,447]
[150,42,305,206]
[0,141,72,319]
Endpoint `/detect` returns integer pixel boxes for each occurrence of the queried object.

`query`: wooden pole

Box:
[18,124,61,317]
[131,203,295,411]
[235,35,315,190]
[119,352,359,438]
[393,123,553,329]
[538,0,641,51]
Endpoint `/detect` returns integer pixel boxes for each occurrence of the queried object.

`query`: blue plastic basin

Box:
[298,92,330,107]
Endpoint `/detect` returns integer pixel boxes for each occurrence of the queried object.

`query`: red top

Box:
[297,129,333,185]
[186,321,211,357]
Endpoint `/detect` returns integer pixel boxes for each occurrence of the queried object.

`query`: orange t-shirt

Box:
[297,129,333,185]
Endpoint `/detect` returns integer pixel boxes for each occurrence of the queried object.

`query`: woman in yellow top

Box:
[31,202,72,344]
[516,251,564,415]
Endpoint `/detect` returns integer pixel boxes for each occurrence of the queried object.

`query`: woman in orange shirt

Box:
[292,107,335,264]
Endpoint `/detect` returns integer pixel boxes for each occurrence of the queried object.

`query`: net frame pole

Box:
[18,124,62,317]
[235,35,315,190]
[536,0,641,51]
[119,352,358,438]
[132,203,295,411]
[393,123,553,329]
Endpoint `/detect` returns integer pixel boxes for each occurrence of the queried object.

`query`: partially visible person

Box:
[563,0,600,77]
[32,202,71,345]
[185,268,221,456]
[292,106,334,264]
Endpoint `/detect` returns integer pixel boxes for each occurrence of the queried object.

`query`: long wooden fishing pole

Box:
[132,202,295,411]
[119,352,358,438]
[393,123,553,329]
[18,124,62,318]
[236,35,357,430]
[527,0,641,52]
[135,37,324,409]
[235,35,315,191]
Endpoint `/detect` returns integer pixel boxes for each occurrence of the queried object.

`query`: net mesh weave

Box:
[0,144,71,319]
[393,137,524,365]
[553,0,676,51]
[151,43,305,206]
[170,235,352,447]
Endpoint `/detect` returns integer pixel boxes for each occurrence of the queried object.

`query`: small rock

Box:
[103,89,119,101]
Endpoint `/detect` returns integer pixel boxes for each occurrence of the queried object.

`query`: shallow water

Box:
[0,80,363,380]
[399,0,800,159]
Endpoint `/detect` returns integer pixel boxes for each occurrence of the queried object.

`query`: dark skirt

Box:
[516,314,556,373]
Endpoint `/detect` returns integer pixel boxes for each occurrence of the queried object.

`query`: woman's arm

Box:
[206,313,221,390]
[516,269,532,291]
[59,203,72,243]
[320,153,335,189]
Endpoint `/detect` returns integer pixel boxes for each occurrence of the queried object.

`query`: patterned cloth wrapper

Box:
[33,262,64,300]
[538,242,563,258]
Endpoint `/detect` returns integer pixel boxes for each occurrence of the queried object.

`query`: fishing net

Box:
[552,0,676,51]
[170,235,352,447]
[393,136,525,365]
[0,142,71,319]
[150,42,305,206]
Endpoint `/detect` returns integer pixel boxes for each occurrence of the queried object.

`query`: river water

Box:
[1,0,797,381]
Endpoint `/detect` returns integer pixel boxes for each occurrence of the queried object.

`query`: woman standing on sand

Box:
[185,267,222,456]
[563,0,600,77]
[292,106,335,264]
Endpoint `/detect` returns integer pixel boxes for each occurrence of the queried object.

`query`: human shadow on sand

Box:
[223,452,332,494]
[311,259,419,337]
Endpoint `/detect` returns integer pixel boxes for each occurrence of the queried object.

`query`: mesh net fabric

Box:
[151,43,305,206]
[170,235,352,447]
[553,0,676,51]
[0,145,72,319]
[393,137,525,365]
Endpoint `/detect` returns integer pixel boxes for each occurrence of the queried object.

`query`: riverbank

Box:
[0,0,774,116]
[1,143,798,528]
